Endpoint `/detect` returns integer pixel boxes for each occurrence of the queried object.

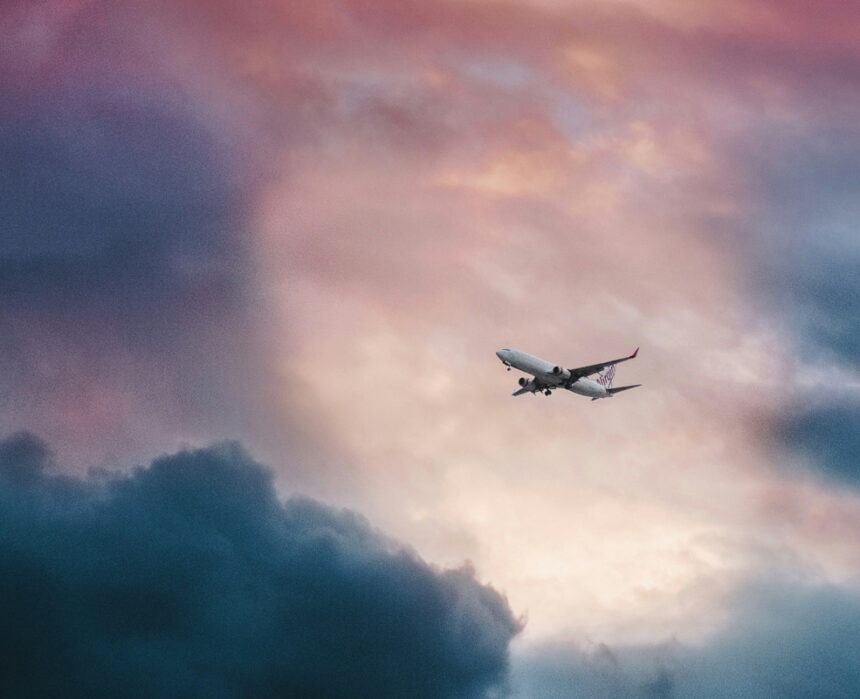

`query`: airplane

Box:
[495,347,641,400]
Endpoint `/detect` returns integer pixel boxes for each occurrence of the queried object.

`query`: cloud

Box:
[0,433,521,698]
[736,120,860,368]
[0,83,243,326]
[0,10,292,469]
[779,405,860,488]
[2,0,859,658]
[513,579,860,698]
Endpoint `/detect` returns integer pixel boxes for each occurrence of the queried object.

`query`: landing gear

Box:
[544,390,552,396]
[507,367,511,371]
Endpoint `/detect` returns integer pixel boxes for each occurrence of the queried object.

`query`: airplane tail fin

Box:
[607,384,641,395]
[596,364,616,389]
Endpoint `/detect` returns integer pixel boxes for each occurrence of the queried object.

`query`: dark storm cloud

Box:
[514,581,860,699]
[0,433,520,698]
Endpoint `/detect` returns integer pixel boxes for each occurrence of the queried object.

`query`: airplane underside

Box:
[514,377,609,399]
[498,347,641,400]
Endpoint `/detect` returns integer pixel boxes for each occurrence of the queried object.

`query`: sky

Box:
[1,0,859,696]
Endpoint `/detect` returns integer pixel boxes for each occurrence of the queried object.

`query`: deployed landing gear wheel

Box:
[545,390,552,396]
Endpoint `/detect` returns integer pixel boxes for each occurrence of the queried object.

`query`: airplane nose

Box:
[495,350,505,359]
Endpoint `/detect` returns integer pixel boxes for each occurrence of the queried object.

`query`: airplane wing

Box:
[568,347,639,379]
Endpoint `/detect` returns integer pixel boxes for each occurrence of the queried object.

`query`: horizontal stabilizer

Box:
[607,384,641,395]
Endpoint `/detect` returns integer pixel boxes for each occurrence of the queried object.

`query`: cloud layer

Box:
[514,579,860,698]
[0,433,520,698]
[1,0,859,691]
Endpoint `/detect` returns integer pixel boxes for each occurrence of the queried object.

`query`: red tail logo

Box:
[596,364,616,388]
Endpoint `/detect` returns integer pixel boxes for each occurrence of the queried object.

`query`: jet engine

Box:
[518,377,528,386]
[552,366,571,380]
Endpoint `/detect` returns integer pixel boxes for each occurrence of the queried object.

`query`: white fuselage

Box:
[495,349,609,398]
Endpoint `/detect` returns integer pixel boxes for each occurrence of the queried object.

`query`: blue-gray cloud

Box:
[779,404,860,488]
[737,121,860,489]
[741,122,860,368]
[0,74,248,341]
[0,433,521,698]
[513,580,860,698]
[0,33,269,465]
